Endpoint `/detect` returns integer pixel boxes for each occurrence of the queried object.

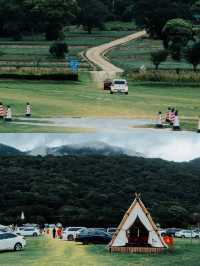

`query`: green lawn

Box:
[1,237,200,266]
[0,74,199,132]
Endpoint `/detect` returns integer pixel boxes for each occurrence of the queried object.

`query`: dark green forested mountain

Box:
[0,155,200,228]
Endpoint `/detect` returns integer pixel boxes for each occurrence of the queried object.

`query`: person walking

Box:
[0,103,5,120]
[5,106,12,122]
[25,102,32,117]
[52,227,56,239]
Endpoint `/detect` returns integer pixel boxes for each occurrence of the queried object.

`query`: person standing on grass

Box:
[52,227,56,239]
[156,111,163,128]
[170,108,176,126]
[0,103,5,120]
[197,116,200,133]
[165,107,171,123]
[5,105,12,122]
[25,102,32,117]
[173,110,181,131]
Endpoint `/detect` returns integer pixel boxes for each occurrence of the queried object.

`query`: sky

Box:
[0,129,200,162]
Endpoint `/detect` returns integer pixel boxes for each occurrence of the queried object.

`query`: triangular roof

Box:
[110,194,167,248]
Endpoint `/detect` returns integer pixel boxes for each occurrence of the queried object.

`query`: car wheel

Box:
[33,233,37,237]
[195,235,199,239]
[14,243,22,251]
[125,92,128,95]
[68,235,74,241]
[110,91,113,94]
[181,235,185,238]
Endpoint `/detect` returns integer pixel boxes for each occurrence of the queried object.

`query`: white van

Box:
[110,79,128,94]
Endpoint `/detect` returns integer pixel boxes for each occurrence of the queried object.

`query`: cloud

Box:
[0,130,199,162]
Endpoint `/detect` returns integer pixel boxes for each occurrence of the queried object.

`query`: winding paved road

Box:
[85,30,147,77]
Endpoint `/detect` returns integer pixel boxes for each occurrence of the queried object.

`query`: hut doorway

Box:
[126,217,150,247]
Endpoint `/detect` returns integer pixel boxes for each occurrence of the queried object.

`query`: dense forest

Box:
[0,0,199,39]
[0,155,200,228]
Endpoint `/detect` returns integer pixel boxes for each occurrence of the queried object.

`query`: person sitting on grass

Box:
[0,102,5,120]
[5,105,12,122]
[25,102,32,117]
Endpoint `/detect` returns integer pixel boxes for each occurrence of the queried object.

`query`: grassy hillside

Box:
[0,155,200,226]
[1,237,200,266]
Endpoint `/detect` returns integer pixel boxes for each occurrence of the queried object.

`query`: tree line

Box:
[0,155,200,228]
[0,0,200,40]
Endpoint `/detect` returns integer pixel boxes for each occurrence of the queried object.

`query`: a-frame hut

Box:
[109,194,167,254]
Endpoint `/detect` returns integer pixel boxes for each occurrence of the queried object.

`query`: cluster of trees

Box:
[0,155,200,228]
[1,0,200,40]
[150,18,200,72]
[0,0,136,40]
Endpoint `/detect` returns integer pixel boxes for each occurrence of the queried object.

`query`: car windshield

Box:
[114,80,126,85]
[68,228,82,231]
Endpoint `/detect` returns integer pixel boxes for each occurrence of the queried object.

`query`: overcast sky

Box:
[0,129,200,162]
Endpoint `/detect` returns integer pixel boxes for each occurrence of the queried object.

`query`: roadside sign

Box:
[68,58,80,73]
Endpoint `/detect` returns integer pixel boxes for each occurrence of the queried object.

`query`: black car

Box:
[75,228,112,244]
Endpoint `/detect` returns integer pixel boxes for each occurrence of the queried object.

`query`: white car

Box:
[15,227,40,237]
[175,229,200,239]
[0,232,26,251]
[110,79,128,95]
[62,227,86,241]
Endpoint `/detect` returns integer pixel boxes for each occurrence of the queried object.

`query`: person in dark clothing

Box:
[52,227,56,239]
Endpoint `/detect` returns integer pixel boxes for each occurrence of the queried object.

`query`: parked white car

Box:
[0,232,26,251]
[62,227,86,241]
[110,79,128,95]
[175,230,200,238]
[15,227,40,237]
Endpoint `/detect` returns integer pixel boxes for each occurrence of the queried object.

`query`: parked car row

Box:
[159,228,200,239]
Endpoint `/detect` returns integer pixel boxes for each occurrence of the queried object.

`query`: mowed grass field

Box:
[0,74,200,132]
[0,237,200,266]
[0,23,136,73]
[107,37,200,71]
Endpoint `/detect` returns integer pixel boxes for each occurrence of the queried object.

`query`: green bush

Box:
[49,42,68,59]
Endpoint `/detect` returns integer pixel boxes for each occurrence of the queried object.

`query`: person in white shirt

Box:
[25,102,32,117]
[173,110,181,131]
[5,105,12,121]
[156,111,163,128]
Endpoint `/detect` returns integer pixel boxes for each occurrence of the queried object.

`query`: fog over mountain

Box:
[0,130,199,161]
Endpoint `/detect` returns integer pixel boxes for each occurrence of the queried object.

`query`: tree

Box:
[49,42,68,59]
[26,0,78,40]
[78,0,108,34]
[162,18,194,49]
[133,0,192,38]
[185,41,200,71]
[151,50,168,70]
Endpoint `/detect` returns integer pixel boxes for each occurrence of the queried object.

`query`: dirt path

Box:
[85,30,146,81]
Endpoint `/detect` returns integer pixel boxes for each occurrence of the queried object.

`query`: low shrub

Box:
[128,70,200,83]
